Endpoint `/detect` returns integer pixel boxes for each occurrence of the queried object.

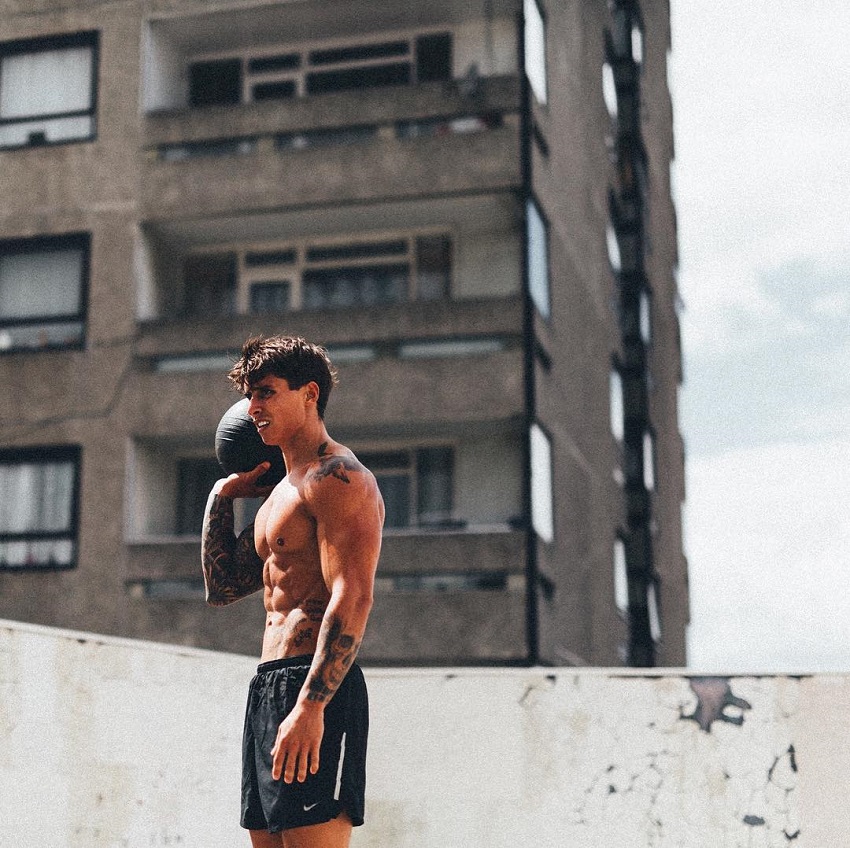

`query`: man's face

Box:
[245,375,313,446]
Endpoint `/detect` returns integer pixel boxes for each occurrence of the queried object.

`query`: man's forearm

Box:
[201,491,263,605]
[301,594,372,705]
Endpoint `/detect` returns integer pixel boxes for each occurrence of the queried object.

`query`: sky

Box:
[669,2,850,671]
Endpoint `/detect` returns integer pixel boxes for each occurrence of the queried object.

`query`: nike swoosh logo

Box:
[303,802,320,812]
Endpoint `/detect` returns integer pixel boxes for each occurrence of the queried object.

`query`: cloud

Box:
[685,439,850,672]
[679,259,850,453]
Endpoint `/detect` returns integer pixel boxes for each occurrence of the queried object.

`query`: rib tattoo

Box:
[306,614,361,702]
[201,495,264,605]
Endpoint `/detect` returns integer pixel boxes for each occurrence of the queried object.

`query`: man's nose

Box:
[247,398,261,419]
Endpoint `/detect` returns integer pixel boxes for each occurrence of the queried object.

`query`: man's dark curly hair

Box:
[228,335,338,419]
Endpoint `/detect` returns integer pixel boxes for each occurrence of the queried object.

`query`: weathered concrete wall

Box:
[1,619,848,847]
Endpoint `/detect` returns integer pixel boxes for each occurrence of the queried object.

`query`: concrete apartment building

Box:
[0,0,687,666]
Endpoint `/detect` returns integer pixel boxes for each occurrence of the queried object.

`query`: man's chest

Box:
[255,481,316,556]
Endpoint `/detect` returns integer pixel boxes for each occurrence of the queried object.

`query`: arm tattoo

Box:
[201,495,264,605]
[305,614,361,703]
[314,442,359,484]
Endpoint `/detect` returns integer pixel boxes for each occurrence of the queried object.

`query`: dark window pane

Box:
[376,473,410,528]
[309,42,409,66]
[176,458,222,535]
[416,33,452,82]
[416,235,451,300]
[252,80,297,101]
[248,53,300,73]
[306,63,411,95]
[189,59,242,107]
[182,253,237,318]
[417,447,453,524]
[245,249,297,267]
[306,240,407,262]
[357,451,410,471]
[302,264,409,310]
[250,281,291,314]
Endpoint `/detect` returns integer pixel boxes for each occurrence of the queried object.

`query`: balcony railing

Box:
[140,77,522,218]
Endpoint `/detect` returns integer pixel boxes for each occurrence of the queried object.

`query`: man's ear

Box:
[304,381,320,405]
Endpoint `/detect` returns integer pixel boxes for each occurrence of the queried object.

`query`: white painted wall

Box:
[2,619,849,848]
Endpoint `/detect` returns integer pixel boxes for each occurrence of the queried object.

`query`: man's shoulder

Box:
[310,442,365,484]
[302,442,377,498]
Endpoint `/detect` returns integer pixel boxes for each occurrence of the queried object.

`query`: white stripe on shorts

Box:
[333,732,347,801]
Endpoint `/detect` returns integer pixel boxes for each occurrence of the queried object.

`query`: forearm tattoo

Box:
[201,495,264,605]
[305,614,361,703]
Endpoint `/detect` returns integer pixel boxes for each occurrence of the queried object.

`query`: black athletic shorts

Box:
[240,655,368,833]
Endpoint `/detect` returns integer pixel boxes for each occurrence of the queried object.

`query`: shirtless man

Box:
[201,335,384,848]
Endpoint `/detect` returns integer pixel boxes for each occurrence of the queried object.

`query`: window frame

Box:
[0,232,91,354]
[0,444,82,571]
[0,30,99,151]
[186,26,453,108]
[354,443,456,531]
[181,228,453,318]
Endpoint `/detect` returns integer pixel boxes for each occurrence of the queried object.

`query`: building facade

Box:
[0,0,687,666]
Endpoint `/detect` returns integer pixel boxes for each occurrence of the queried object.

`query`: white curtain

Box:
[0,249,83,319]
[0,460,74,533]
[0,47,92,118]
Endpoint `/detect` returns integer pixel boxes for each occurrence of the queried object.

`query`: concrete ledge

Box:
[2,619,849,847]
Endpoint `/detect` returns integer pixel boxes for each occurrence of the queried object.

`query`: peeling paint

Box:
[682,676,752,732]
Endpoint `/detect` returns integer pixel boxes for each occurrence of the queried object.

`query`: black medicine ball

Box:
[215,398,286,487]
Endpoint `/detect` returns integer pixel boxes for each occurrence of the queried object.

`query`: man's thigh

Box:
[250,829,283,848]
[283,813,352,848]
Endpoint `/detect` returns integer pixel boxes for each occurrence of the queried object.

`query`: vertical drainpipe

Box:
[518,7,540,666]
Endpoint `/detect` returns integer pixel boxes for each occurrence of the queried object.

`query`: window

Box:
[609,369,624,442]
[0,447,80,569]
[187,31,452,108]
[529,423,553,543]
[128,441,258,539]
[526,198,550,318]
[643,431,655,491]
[523,0,547,104]
[175,457,223,536]
[182,253,236,318]
[647,580,661,642]
[0,233,89,352]
[182,231,451,318]
[0,32,98,149]
[606,223,622,273]
[639,289,652,345]
[614,536,628,614]
[609,2,644,66]
[602,62,618,119]
[359,447,453,529]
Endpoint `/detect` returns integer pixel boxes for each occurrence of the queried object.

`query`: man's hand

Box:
[271,701,325,783]
[216,462,275,500]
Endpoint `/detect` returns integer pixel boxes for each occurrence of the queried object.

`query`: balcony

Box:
[140,76,522,220]
[125,528,528,662]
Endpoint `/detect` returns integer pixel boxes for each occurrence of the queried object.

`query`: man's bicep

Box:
[315,480,383,591]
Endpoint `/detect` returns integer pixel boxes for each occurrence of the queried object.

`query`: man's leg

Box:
[250,829,284,848]
[282,813,352,848]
